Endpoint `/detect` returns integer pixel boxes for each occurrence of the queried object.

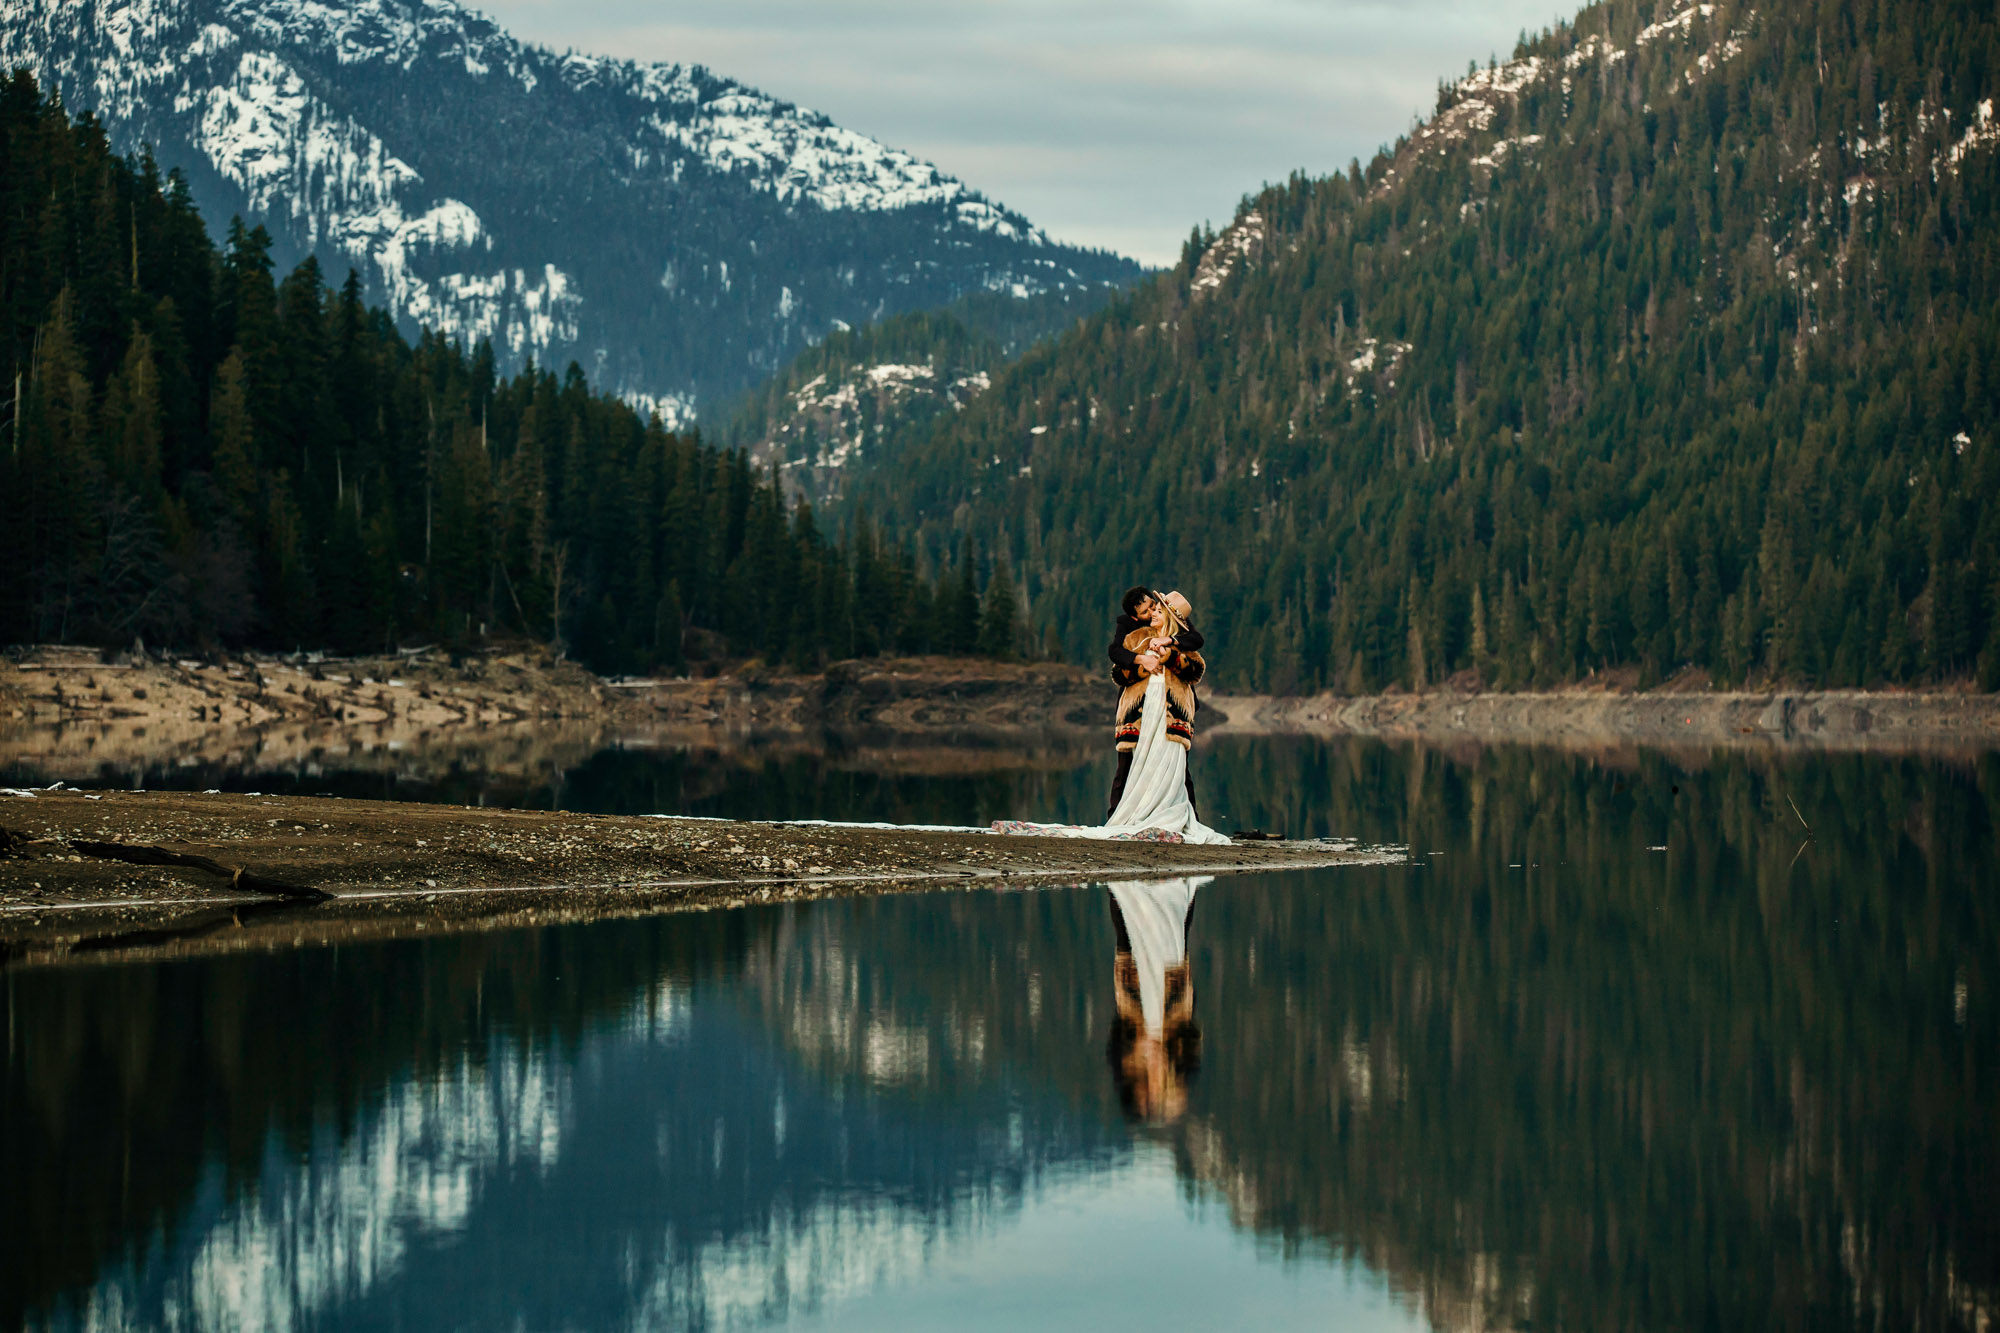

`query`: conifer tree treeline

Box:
[0,72,1022,672]
[857,0,2000,693]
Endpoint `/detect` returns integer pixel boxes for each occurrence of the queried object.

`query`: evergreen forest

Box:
[718,287,1127,508]
[855,0,2000,693]
[722,286,1122,457]
[0,72,1028,673]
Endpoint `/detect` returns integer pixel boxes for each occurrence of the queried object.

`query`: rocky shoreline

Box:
[6,646,1994,772]
[0,648,1113,791]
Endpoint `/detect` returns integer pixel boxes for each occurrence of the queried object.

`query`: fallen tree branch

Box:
[7,827,330,902]
[66,840,330,901]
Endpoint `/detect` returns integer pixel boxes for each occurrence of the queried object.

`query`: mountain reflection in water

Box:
[5,741,1995,1331]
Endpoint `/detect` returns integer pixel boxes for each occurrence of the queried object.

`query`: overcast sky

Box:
[474,0,1571,266]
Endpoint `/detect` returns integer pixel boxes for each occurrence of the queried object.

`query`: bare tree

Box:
[546,540,571,659]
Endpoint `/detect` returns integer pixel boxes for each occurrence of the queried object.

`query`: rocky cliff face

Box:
[2,0,1138,418]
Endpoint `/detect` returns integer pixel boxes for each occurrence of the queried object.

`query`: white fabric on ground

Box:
[999,673,1231,844]
[775,820,994,832]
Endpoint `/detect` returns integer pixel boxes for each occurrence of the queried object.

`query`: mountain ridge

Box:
[1,0,1140,418]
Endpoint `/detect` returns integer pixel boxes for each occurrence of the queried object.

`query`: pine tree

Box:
[21,291,101,640]
[208,351,257,527]
[947,539,981,654]
[656,580,686,672]
[101,329,164,501]
[978,559,1023,658]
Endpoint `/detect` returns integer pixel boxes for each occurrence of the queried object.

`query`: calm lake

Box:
[5,736,1996,1330]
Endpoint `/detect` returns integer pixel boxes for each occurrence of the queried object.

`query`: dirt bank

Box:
[0,648,1105,782]
[7,645,1994,767]
[0,789,1385,964]
[1206,687,2000,752]
[0,646,1101,730]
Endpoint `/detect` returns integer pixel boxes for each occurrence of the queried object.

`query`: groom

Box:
[1106,587,1206,818]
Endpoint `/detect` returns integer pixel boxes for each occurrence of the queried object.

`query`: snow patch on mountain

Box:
[624,390,698,431]
[559,52,1042,236]
[1635,3,1715,45]
[1471,134,1543,170]
[185,49,417,219]
[1945,98,2000,171]
[1192,213,1265,296]
[1345,336,1411,390]
[864,363,933,390]
[217,0,520,73]
[644,98,1032,234]
[175,46,579,358]
[1378,0,1749,203]
[750,358,992,499]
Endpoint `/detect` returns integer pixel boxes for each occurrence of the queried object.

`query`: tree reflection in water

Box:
[5,741,1995,1331]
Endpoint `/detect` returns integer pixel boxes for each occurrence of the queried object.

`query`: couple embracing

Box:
[992,585,1227,844]
[1100,586,1229,845]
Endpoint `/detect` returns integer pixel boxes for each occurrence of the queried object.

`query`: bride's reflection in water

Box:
[1104,877,1214,1123]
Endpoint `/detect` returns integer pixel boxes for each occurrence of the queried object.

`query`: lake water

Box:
[5,736,1996,1330]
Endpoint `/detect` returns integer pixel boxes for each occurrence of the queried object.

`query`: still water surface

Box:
[5,737,1996,1330]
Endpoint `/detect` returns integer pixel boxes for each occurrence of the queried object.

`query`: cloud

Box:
[474,0,1571,264]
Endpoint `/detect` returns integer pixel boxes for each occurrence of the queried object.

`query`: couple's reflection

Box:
[1105,877,1213,1123]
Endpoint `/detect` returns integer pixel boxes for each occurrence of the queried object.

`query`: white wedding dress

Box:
[997,673,1231,844]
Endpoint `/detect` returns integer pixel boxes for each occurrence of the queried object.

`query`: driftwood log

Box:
[2,826,330,902]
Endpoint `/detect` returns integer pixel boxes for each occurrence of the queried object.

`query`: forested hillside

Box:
[0,73,1025,672]
[857,0,2000,693]
[721,287,1120,504]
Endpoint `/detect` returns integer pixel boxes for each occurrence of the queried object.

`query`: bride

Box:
[995,591,1229,845]
[1100,592,1230,843]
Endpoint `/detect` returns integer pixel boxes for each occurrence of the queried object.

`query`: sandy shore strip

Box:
[1208,687,2000,752]
[7,646,1994,762]
[0,789,1394,964]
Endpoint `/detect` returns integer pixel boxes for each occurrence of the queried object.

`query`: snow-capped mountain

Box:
[1,0,1140,420]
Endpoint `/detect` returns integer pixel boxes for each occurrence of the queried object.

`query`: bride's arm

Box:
[1116,651,1160,685]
